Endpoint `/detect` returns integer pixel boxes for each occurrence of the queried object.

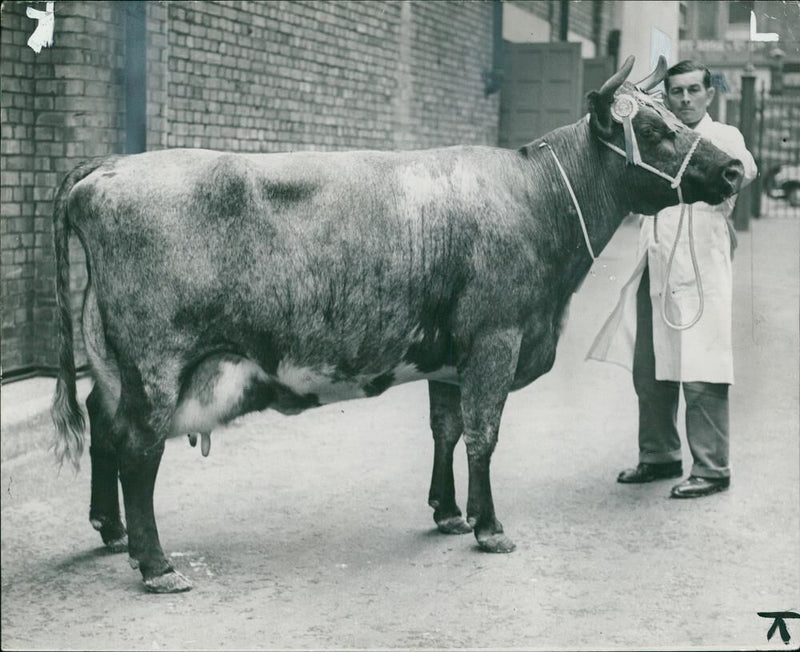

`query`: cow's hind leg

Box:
[427,381,471,534]
[119,432,192,593]
[460,329,520,553]
[87,386,127,552]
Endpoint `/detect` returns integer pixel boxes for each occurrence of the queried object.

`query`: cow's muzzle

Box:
[721,160,744,197]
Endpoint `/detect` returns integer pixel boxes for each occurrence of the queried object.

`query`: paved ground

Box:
[1,213,798,650]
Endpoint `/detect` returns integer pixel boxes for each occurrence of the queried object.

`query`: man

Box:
[588,60,757,498]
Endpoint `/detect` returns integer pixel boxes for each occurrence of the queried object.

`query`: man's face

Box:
[665,69,715,128]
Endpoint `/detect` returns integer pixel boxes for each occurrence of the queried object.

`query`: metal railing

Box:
[755,87,800,219]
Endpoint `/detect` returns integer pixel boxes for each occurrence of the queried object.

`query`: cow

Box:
[51,56,744,593]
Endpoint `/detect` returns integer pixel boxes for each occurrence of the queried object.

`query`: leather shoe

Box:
[670,475,729,498]
[617,461,683,484]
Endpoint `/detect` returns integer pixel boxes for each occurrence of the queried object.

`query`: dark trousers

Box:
[632,266,731,479]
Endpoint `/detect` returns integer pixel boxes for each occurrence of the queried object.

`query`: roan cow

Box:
[52,56,744,592]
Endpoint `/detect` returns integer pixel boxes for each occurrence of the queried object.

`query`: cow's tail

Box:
[51,158,106,471]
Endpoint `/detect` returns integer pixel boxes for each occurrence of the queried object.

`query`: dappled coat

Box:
[587,114,757,383]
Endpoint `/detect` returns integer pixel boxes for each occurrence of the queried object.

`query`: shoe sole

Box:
[617,471,683,484]
[670,484,730,499]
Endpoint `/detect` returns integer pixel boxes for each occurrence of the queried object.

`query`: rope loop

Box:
[659,191,704,331]
[538,142,597,261]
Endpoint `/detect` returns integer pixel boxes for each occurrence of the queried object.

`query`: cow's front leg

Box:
[119,435,192,593]
[428,381,471,534]
[460,329,520,553]
[87,385,127,552]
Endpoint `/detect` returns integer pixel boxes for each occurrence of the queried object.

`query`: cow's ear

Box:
[588,90,614,140]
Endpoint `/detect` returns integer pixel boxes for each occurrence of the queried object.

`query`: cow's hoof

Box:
[91,518,128,553]
[476,532,516,553]
[104,535,128,553]
[144,570,193,594]
[436,515,473,535]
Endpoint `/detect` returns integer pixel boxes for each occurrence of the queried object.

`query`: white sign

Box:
[650,27,672,93]
[750,10,779,42]
[26,2,54,54]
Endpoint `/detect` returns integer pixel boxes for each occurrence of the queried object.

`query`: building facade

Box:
[679,0,800,120]
[503,0,681,82]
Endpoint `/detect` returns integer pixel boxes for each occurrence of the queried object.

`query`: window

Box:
[728,0,754,25]
[698,2,718,39]
[679,3,688,40]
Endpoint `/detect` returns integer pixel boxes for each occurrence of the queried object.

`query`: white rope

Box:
[659,191,704,330]
[538,142,597,261]
[669,136,702,189]
[599,137,702,187]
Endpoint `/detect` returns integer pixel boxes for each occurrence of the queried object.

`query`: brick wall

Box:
[1,0,498,378]
[150,1,497,153]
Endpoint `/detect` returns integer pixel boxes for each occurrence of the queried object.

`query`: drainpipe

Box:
[483,0,503,95]
[558,0,569,41]
[559,0,569,41]
[733,65,756,231]
[123,1,147,153]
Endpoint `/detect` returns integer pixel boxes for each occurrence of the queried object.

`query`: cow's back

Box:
[68,146,541,428]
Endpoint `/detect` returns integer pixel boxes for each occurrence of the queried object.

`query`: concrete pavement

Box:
[1,214,798,649]
[1,375,92,461]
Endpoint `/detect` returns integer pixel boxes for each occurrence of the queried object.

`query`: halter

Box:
[539,89,705,330]
[598,91,703,193]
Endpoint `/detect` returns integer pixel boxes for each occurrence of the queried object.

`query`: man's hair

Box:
[665,60,712,90]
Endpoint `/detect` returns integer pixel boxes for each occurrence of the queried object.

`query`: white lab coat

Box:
[587,114,757,383]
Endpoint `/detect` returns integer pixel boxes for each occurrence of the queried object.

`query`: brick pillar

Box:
[0,1,126,375]
[146,2,169,151]
[35,2,126,370]
[0,5,38,373]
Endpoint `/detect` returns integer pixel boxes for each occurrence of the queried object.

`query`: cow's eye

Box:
[639,125,658,140]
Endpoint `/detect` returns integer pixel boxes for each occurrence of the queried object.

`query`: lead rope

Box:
[659,135,704,330]
[660,196,703,330]
[601,133,705,331]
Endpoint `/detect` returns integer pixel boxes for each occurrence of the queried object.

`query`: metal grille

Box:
[755,89,800,219]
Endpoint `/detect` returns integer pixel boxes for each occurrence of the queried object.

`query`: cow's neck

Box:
[525,119,632,289]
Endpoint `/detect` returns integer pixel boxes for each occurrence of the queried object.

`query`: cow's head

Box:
[588,55,744,214]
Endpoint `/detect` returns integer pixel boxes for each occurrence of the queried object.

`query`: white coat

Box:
[587,114,757,384]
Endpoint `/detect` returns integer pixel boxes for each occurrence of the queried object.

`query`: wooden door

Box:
[582,56,616,102]
[498,41,583,149]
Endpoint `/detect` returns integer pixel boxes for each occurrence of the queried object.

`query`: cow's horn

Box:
[598,55,635,99]
[634,55,668,91]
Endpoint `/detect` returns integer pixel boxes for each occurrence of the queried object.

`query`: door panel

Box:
[499,41,583,149]
[582,56,616,101]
